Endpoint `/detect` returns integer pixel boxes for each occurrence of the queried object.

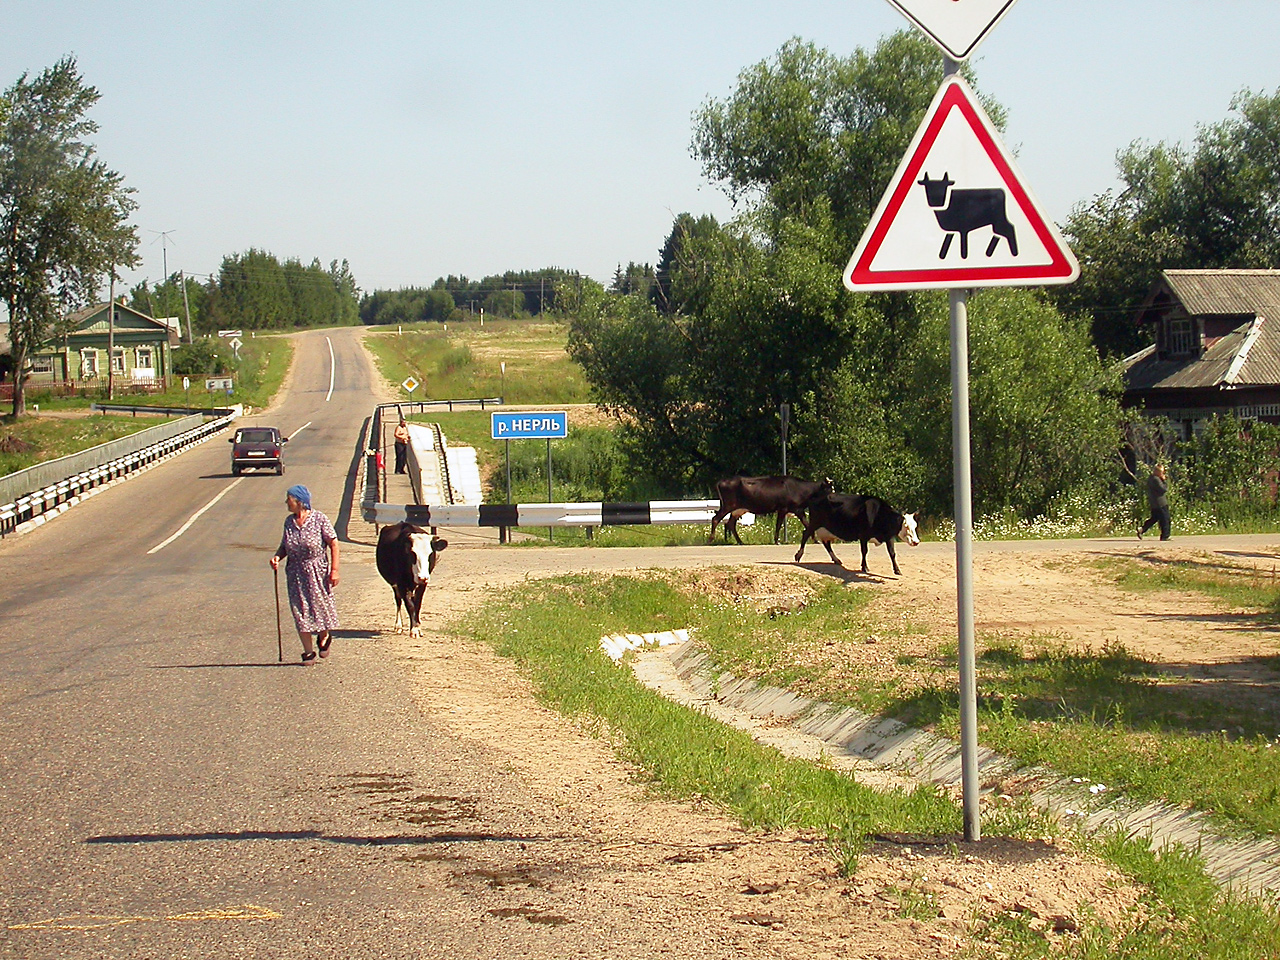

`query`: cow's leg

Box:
[886,539,902,576]
[860,539,871,574]
[794,525,814,563]
[407,583,428,638]
[392,587,405,632]
[709,506,729,544]
[773,511,787,545]
[822,537,843,566]
[939,234,954,259]
[959,230,970,259]
[727,510,746,545]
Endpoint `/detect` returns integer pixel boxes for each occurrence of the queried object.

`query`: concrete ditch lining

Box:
[631,639,1280,901]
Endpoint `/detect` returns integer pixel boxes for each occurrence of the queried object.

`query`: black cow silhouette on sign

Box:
[917,172,1018,259]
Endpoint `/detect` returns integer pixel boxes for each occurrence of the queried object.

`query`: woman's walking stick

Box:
[273,565,283,663]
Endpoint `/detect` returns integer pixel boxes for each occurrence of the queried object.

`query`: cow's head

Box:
[899,512,920,547]
[407,533,448,584]
[917,172,954,208]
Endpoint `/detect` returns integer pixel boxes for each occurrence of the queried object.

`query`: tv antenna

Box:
[149,229,178,321]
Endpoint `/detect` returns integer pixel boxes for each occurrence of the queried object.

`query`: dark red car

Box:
[229,426,287,475]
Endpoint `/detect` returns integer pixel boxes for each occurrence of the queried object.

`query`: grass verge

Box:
[459,571,1280,958]
[364,319,589,404]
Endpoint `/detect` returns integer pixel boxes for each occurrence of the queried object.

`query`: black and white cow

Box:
[794,494,919,575]
[709,475,833,544]
[375,522,447,637]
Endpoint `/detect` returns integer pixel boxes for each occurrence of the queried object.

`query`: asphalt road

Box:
[0,328,528,959]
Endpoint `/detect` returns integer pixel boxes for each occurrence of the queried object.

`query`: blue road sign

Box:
[491,411,568,440]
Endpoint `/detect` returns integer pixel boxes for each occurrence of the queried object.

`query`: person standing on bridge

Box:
[270,484,340,663]
[393,418,410,474]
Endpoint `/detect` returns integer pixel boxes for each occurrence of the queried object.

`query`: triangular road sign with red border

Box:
[845,75,1078,292]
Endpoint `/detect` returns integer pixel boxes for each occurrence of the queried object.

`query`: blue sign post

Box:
[491,411,569,542]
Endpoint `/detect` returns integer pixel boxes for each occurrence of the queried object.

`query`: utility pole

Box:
[106,274,115,401]
[180,270,193,343]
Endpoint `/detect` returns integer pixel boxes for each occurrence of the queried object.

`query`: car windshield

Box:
[237,429,276,443]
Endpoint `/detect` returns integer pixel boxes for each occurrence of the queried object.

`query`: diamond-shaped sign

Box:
[884,0,1021,62]
[401,376,420,394]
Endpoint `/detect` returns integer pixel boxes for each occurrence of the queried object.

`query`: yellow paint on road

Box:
[9,903,281,931]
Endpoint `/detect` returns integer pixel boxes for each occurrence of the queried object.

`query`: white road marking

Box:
[147,477,246,554]
[288,422,311,440]
[326,337,335,401]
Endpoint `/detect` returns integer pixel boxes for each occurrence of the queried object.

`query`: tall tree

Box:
[0,56,138,415]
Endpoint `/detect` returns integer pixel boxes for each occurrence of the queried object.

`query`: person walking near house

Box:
[393,418,410,474]
[270,484,340,663]
[1138,462,1171,541]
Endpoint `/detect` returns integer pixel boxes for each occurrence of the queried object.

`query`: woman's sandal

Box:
[317,633,332,658]
[301,650,318,664]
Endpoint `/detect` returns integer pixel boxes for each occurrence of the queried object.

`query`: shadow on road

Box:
[85,829,549,846]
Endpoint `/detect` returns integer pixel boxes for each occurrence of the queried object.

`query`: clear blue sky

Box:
[9,1,1280,296]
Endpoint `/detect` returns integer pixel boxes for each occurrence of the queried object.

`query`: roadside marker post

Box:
[846,14,1076,839]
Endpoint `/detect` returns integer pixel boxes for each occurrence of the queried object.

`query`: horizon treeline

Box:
[129,249,359,334]
[358,267,581,326]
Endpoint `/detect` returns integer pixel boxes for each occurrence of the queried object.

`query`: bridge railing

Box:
[0,410,238,537]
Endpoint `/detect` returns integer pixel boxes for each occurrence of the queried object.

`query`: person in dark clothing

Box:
[1138,462,1171,541]
[393,418,409,474]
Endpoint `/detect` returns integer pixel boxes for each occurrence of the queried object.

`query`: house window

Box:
[80,349,99,378]
[135,346,154,371]
[30,356,53,375]
[1167,317,1198,356]
[111,347,125,374]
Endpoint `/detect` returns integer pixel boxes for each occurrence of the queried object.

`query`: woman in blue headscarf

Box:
[269,484,340,663]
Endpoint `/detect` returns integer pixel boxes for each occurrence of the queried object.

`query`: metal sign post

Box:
[843,33,1078,840]
[949,286,980,841]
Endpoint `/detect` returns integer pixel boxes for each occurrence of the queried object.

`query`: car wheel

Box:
[232,464,241,476]
[277,463,285,476]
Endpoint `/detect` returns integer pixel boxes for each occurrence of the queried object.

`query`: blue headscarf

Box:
[286,484,312,508]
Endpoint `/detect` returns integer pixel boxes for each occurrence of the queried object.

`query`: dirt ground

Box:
[331,536,1280,957]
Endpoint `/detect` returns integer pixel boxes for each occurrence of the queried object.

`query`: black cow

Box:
[794,494,920,575]
[917,172,1018,260]
[375,522,448,637]
[709,476,833,545]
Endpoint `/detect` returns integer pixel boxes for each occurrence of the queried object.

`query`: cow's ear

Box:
[432,537,448,552]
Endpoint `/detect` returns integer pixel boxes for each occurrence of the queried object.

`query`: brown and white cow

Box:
[375,522,447,637]
[709,475,833,544]
[794,493,919,575]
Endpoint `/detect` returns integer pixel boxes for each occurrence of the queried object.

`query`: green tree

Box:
[0,56,138,415]
[130,273,210,336]
[570,32,1118,519]
[1059,87,1280,357]
[692,33,996,240]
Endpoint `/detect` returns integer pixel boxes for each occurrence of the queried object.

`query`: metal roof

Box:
[1126,270,1280,390]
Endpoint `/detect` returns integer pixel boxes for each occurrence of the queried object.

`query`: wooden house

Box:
[27,301,179,390]
[1123,270,1280,438]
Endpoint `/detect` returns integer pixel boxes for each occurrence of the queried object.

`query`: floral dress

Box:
[277,511,339,633]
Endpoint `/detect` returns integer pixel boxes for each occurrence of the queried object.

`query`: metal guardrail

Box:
[384,397,503,415]
[370,500,721,528]
[0,412,237,537]
[0,414,205,507]
[91,402,237,418]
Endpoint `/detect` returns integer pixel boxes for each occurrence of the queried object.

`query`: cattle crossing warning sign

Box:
[844,75,1078,292]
